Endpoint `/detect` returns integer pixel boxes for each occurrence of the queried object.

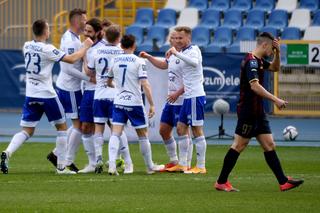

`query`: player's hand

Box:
[148,105,155,118]
[165,47,177,59]
[167,92,179,104]
[273,38,280,53]
[89,75,96,84]
[139,51,150,59]
[83,38,94,49]
[275,98,288,110]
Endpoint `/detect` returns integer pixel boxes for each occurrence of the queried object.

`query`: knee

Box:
[159,127,171,140]
[81,123,92,134]
[263,141,276,152]
[231,141,249,153]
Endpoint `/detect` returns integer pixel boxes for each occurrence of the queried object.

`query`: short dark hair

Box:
[32,19,47,36]
[121,34,135,49]
[105,25,121,43]
[102,18,113,28]
[69,8,86,22]
[257,32,274,44]
[86,18,102,32]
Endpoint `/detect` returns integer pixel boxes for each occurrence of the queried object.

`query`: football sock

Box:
[139,137,154,169]
[66,128,82,166]
[94,133,104,161]
[187,136,193,168]
[108,134,120,168]
[56,131,67,170]
[119,132,132,165]
[82,134,96,166]
[264,150,288,185]
[6,130,30,157]
[164,137,178,163]
[217,148,240,184]
[178,135,189,167]
[194,136,206,169]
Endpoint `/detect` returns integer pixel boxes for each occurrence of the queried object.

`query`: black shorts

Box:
[235,114,271,138]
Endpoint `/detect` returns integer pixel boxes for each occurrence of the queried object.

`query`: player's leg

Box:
[118,130,133,173]
[108,124,124,175]
[186,128,193,169]
[93,123,105,173]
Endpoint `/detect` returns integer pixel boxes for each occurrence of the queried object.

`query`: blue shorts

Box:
[179,96,206,126]
[56,87,82,119]
[93,98,114,124]
[112,104,147,129]
[80,90,95,123]
[20,96,66,127]
[160,103,182,127]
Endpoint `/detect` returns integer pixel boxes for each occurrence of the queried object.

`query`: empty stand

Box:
[154,8,177,28]
[125,26,144,45]
[260,26,279,37]
[267,9,288,29]
[289,9,310,30]
[312,10,320,26]
[227,27,256,53]
[281,27,301,40]
[131,8,154,28]
[303,26,320,40]
[254,0,275,13]
[221,9,242,30]
[176,8,199,29]
[188,0,208,12]
[198,8,220,30]
[275,0,297,13]
[231,0,252,13]
[191,26,211,49]
[209,0,230,12]
[164,0,187,12]
[137,26,168,52]
[299,0,319,13]
[205,27,233,53]
[244,9,265,30]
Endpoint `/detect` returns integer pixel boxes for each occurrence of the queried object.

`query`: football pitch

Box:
[0,143,319,213]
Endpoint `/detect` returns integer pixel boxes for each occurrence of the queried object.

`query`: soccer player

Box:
[87,24,133,174]
[165,26,207,174]
[0,19,93,174]
[106,34,164,175]
[139,31,194,170]
[214,32,304,192]
[47,8,93,172]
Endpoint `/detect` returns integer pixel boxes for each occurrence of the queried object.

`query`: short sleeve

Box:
[246,59,259,83]
[46,44,66,62]
[138,59,147,79]
[87,50,95,70]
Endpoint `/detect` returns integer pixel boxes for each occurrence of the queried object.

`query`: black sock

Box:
[264,150,288,185]
[217,148,240,184]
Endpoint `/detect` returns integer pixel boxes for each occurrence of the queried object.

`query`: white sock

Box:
[82,134,96,166]
[194,136,207,169]
[94,133,104,161]
[6,131,30,157]
[178,135,189,167]
[119,132,133,165]
[187,137,193,168]
[139,137,154,169]
[164,137,178,163]
[66,128,82,166]
[52,126,72,156]
[56,131,67,170]
[108,134,120,168]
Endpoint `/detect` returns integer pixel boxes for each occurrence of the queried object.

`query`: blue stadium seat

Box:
[312,10,320,25]
[205,27,233,53]
[154,9,177,28]
[191,26,211,49]
[131,8,154,28]
[209,0,230,12]
[198,8,220,30]
[254,0,275,13]
[188,0,208,12]
[244,9,265,30]
[266,9,288,29]
[231,0,252,13]
[227,27,256,52]
[299,0,319,13]
[136,26,168,52]
[281,27,301,40]
[125,26,144,45]
[259,26,279,37]
[221,9,242,30]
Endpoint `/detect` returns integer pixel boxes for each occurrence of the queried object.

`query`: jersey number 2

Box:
[25,53,41,74]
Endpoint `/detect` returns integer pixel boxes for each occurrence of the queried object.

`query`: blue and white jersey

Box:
[22,40,65,98]
[179,45,205,98]
[167,54,184,105]
[87,43,123,99]
[56,30,83,91]
[108,54,147,106]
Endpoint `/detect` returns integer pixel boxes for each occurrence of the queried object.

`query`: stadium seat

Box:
[154,9,177,28]
[227,27,256,53]
[205,27,232,53]
[125,26,144,45]
[164,0,187,12]
[266,10,288,29]
[176,8,199,29]
[131,8,154,29]
[303,26,320,40]
[191,26,211,49]
[275,0,297,13]
[289,9,310,30]
[209,0,230,12]
[221,9,242,30]
[136,26,168,52]
[198,8,220,30]
[299,0,319,13]
[188,0,208,12]
[244,9,265,30]
[231,0,252,13]
[259,26,279,37]
[254,0,275,13]
[281,27,301,40]
[312,10,320,26]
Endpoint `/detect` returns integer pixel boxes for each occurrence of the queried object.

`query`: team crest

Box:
[68,48,75,54]
[175,59,180,64]
[52,49,60,55]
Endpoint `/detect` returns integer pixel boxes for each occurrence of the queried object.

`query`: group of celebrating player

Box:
[0,8,304,192]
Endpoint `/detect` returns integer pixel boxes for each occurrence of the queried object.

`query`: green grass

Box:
[0,143,319,213]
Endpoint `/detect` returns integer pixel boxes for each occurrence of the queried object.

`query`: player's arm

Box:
[167,86,184,103]
[141,79,155,118]
[61,38,93,63]
[139,51,168,70]
[268,38,281,72]
[168,46,199,67]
